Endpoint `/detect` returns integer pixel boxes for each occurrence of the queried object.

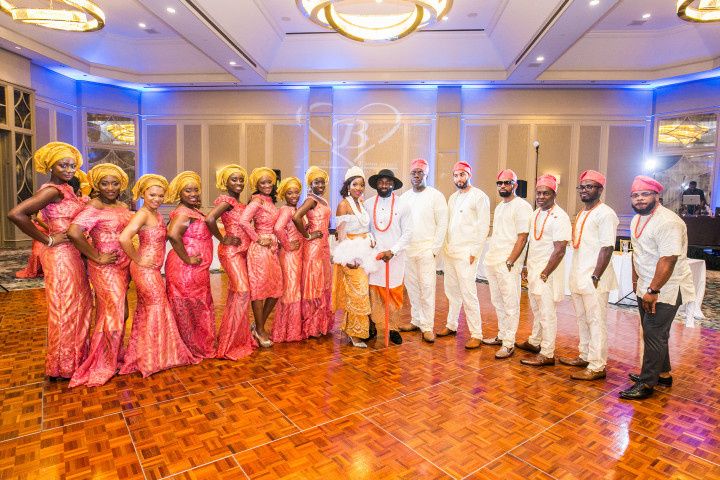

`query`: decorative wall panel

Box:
[146,124,178,182]
[464,125,500,210]
[606,126,646,217]
[209,124,240,200]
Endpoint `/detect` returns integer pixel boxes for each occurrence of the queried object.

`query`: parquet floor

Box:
[0,273,719,479]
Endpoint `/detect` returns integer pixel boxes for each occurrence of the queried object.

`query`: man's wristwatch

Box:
[646,287,660,295]
[591,275,600,283]
[505,261,513,269]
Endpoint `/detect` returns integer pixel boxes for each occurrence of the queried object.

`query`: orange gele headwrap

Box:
[166,171,202,203]
[305,166,329,187]
[277,176,302,200]
[215,164,248,191]
[132,174,169,201]
[33,142,83,174]
[88,163,129,191]
[248,167,277,192]
[536,174,558,193]
[74,169,92,197]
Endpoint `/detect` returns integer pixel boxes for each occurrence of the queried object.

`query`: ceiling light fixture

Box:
[229,61,237,65]
[166,7,176,14]
[677,0,720,22]
[0,0,105,32]
[589,0,599,5]
[536,56,545,62]
[642,13,651,19]
[296,0,453,42]
[138,22,146,28]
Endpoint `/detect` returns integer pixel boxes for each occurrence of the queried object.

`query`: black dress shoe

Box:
[389,330,403,345]
[361,320,378,342]
[629,373,672,386]
[619,383,654,400]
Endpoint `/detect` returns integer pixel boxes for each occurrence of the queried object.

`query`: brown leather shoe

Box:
[558,356,589,368]
[464,337,482,349]
[515,340,540,354]
[399,323,420,332]
[436,327,457,337]
[422,331,436,343]
[520,354,555,366]
[571,368,606,381]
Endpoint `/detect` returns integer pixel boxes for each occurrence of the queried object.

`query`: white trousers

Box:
[528,282,558,358]
[404,251,437,332]
[571,291,610,371]
[485,263,522,349]
[443,255,483,339]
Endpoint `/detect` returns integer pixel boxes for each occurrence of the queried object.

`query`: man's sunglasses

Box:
[496,180,514,186]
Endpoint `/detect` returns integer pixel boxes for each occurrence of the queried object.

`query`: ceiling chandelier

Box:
[296,0,452,43]
[658,123,710,146]
[0,0,105,32]
[677,0,720,22]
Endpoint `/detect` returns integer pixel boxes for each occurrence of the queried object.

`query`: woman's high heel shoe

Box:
[349,336,367,348]
[251,323,273,348]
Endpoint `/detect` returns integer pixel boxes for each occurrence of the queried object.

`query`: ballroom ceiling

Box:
[0,0,718,88]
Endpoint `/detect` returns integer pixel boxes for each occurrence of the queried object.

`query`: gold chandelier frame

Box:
[0,0,105,32]
[296,0,452,43]
[677,0,720,23]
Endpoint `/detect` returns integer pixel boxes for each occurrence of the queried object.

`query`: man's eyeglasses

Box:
[576,185,600,191]
[496,180,514,186]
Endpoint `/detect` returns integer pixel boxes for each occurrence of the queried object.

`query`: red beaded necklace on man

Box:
[373,193,395,233]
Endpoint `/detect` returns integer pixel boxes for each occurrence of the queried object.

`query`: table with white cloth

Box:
[475,245,707,327]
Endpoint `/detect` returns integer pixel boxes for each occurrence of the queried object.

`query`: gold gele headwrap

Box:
[74,169,92,197]
[33,141,83,174]
[248,167,277,191]
[277,176,302,200]
[132,174,169,201]
[166,171,201,203]
[215,164,248,191]
[88,163,129,191]
[305,166,329,188]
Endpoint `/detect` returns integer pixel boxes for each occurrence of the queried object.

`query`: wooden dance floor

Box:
[0,274,719,479]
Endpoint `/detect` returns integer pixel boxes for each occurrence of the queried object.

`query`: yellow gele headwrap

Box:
[166,171,201,204]
[74,170,92,197]
[132,174,169,201]
[33,141,83,174]
[88,163,129,191]
[248,167,277,192]
[305,166,329,188]
[277,176,302,200]
[215,164,248,191]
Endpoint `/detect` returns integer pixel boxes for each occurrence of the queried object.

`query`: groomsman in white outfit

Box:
[398,159,448,343]
[559,170,618,381]
[437,161,490,349]
[515,175,571,366]
[482,169,533,359]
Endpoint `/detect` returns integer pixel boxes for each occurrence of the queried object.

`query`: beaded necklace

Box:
[633,205,659,239]
[373,193,395,233]
[533,204,555,241]
[572,203,600,249]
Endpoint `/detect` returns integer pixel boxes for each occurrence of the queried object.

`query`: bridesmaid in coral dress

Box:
[8,142,93,378]
[68,163,133,387]
[239,167,283,347]
[206,164,257,360]
[165,171,216,358]
[118,174,198,377]
[292,166,333,338]
[272,177,304,343]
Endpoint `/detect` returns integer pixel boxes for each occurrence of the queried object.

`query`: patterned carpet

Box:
[3,247,718,329]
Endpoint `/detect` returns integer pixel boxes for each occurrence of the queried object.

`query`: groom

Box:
[365,168,413,345]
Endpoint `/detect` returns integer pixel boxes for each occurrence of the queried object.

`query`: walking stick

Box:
[384,261,390,348]
[376,253,391,348]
